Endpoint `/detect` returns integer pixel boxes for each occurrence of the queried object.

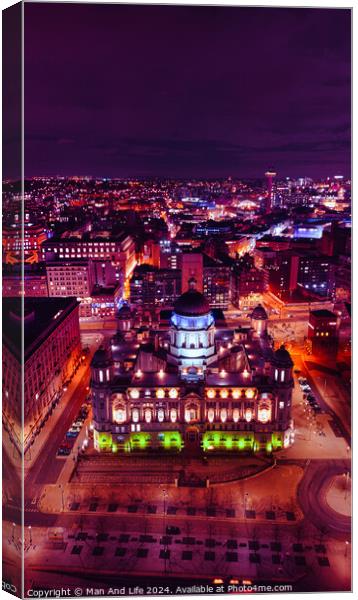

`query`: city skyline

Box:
[21,3,351,179]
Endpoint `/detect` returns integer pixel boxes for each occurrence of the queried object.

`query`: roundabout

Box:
[297,459,351,539]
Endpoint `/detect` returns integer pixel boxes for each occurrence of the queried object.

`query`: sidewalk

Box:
[23,361,90,473]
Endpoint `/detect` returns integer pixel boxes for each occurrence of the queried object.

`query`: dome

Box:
[92,346,112,368]
[273,345,293,367]
[174,289,210,317]
[251,304,268,320]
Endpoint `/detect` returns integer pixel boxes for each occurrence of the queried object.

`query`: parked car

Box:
[66,429,79,438]
[57,445,71,456]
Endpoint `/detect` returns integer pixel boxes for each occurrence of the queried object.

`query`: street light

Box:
[345,540,349,558]
[12,522,16,541]
[28,525,32,545]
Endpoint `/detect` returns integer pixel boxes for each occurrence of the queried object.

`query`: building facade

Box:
[42,232,136,278]
[90,282,294,454]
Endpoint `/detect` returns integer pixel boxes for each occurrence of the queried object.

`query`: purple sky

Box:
[24,3,351,179]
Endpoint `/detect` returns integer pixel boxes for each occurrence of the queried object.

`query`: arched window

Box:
[207,408,215,423]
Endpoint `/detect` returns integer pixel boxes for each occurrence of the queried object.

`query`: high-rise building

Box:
[42,232,136,279]
[264,169,277,213]
[2,298,81,451]
[203,255,231,309]
[130,265,181,309]
[308,309,338,358]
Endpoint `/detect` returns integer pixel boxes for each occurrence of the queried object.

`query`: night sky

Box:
[24,3,351,179]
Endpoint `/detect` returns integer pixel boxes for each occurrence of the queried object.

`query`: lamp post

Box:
[28,525,32,545]
[12,522,16,542]
[345,540,349,558]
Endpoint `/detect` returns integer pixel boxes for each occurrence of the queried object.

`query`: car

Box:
[66,429,79,438]
[294,369,301,374]
[57,446,71,456]
[166,526,181,535]
[73,420,83,428]
[298,378,307,384]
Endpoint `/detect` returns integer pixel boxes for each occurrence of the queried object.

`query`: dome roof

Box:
[251,304,268,320]
[174,289,210,317]
[92,346,112,368]
[273,345,293,366]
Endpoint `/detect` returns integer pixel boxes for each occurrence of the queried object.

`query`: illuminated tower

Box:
[264,168,277,213]
[168,278,216,381]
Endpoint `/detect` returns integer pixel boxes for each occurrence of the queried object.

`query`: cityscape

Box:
[2,2,351,598]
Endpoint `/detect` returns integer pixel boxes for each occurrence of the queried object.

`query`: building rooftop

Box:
[3,297,80,362]
[310,309,337,319]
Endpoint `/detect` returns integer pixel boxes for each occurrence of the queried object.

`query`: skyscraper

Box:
[264,168,277,213]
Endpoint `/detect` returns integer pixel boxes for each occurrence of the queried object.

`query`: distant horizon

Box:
[17,3,351,180]
[4,170,350,183]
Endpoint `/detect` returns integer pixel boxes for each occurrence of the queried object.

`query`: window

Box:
[99,370,104,383]
[280,370,285,382]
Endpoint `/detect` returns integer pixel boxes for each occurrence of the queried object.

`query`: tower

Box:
[168,278,216,381]
[264,168,277,213]
[91,346,114,450]
[250,304,268,337]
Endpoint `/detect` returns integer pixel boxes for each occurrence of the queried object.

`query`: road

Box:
[297,459,351,539]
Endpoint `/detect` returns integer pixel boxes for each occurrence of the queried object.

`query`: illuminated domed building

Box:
[91,282,294,454]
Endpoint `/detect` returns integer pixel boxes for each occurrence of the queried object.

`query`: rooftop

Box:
[3,297,80,362]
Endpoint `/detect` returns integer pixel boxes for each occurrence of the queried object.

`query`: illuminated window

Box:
[275,369,278,381]
[207,408,215,423]
[245,408,252,423]
[258,407,270,423]
[99,370,104,383]
[279,401,284,409]
[232,408,240,423]
[207,389,216,399]
[220,408,227,423]
[106,368,110,381]
[144,408,152,423]
[157,408,165,422]
[113,406,126,424]
[170,408,177,423]
[132,409,139,423]
[185,407,197,422]
[232,389,241,399]
[245,388,255,399]
[130,389,140,399]
[280,370,285,382]
[156,389,165,399]
[220,389,228,399]
[169,388,178,399]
